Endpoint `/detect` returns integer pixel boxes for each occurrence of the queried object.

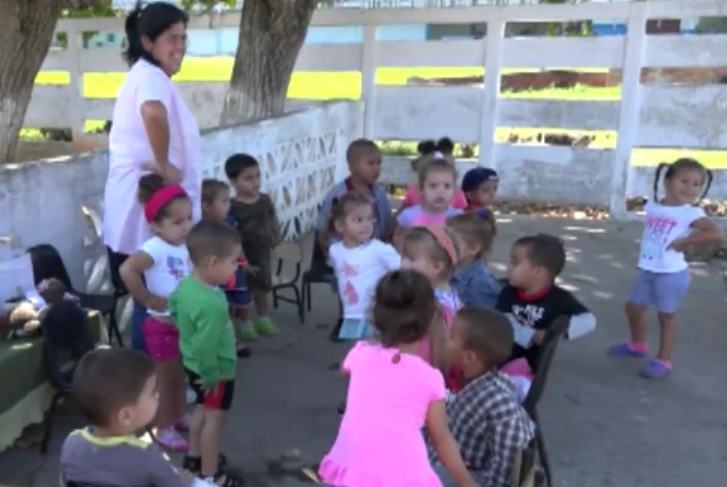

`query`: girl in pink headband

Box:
[120,173,193,451]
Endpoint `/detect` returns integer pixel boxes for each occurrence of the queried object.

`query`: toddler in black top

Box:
[496,234,596,370]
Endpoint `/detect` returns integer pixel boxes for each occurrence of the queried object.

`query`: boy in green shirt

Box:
[169,220,242,487]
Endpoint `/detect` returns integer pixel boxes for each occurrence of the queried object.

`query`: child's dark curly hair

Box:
[137,173,189,222]
[371,270,437,347]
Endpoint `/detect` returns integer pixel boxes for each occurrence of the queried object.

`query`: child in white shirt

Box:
[328,192,401,340]
[120,174,193,451]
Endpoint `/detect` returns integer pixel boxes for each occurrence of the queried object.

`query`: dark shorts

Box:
[244,246,272,292]
[185,369,235,411]
[224,266,251,307]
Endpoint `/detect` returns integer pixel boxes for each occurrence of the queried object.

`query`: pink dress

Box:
[403,185,468,210]
[319,342,446,487]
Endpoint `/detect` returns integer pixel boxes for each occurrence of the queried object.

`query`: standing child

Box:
[447,213,502,309]
[120,173,192,451]
[399,138,468,212]
[60,349,198,487]
[394,158,463,245]
[329,192,401,340]
[318,270,479,487]
[201,179,252,358]
[170,220,243,487]
[461,167,499,234]
[497,234,597,375]
[609,158,721,378]
[225,154,281,341]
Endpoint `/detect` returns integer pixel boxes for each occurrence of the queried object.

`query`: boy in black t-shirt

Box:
[496,234,596,370]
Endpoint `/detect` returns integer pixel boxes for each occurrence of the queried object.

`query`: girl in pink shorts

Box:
[120,174,193,451]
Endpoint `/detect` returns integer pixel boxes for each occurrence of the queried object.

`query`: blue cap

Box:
[461,167,499,192]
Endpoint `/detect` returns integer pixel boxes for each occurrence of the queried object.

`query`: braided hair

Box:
[653,158,713,202]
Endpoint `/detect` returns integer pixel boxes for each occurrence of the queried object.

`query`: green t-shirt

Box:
[169,276,236,386]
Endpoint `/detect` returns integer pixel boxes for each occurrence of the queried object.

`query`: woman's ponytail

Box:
[122,2,144,67]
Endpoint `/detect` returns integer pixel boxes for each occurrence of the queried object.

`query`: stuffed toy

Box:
[2,278,70,339]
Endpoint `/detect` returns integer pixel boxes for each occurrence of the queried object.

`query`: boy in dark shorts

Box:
[225,153,281,341]
[497,234,597,371]
[432,307,535,487]
[60,348,195,487]
[170,220,243,487]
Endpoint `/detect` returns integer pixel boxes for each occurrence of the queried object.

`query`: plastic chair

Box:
[28,244,124,346]
[301,240,336,321]
[271,241,304,324]
[39,301,94,454]
[522,315,569,487]
[511,440,548,487]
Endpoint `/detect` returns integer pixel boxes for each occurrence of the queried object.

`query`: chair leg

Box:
[109,312,124,347]
[272,289,279,310]
[41,393,62,454]
[293,285,304,324]
[305,281,312,311]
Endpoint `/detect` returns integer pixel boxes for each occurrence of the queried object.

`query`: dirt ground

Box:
[1,216,725,487]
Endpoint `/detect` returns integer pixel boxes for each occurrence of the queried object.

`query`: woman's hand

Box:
[140,161,182,185]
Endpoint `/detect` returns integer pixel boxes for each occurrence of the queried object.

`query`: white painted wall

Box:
[28,1,727,215]
[1,102,363,291]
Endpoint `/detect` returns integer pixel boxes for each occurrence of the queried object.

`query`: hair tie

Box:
[144,185,187,223]
[422,225,457,265]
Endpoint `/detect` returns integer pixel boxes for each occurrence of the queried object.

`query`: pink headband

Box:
[144,185,187,223]
[422,225,458,265]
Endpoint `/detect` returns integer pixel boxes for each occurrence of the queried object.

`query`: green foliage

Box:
[61,0,117,18]
[178,0,238,13]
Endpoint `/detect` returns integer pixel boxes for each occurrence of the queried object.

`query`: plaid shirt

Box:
[434,371,535,487]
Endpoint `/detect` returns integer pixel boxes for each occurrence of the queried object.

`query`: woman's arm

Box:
[426,400,478,487]
[140,101,180,184]
[120,251,166,312]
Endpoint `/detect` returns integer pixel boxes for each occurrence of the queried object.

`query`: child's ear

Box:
[334,219,345,234]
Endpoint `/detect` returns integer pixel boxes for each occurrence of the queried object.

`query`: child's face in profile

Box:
[232,165,261,197]
[468,180,498,208]
[198,247,240,287]
[401,242,444,284]
[336,203,375,245]
[204,191,230,222]
[114,374,159,434]
[446,316,485,378]
[152,198,193,246]
[507,244,545,290]
[421,170,455,212]
[350,151,382,186]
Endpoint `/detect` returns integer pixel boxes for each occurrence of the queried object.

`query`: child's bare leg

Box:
[187,405,206,458]
[170,358,188,422]
[154,360,188,449]
[655,313,677,361]
[625,302,648,345]
[200,409,227,478]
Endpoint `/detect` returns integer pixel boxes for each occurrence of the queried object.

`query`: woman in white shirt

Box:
[103,2,203,351]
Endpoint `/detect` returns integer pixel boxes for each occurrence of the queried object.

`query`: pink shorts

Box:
[142,316,180,361]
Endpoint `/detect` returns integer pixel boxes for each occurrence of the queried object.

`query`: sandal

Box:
[183,454,228,474]
[206,469,244,487]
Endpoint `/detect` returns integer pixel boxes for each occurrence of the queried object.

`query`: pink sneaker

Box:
[176,412,192,432]
[155,426,188,451]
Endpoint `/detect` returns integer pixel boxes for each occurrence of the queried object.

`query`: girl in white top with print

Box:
[328,192,401,340]
[609,158,722,379]
[120,174,193,450]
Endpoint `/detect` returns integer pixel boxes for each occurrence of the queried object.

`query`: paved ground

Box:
[1,216,726,487]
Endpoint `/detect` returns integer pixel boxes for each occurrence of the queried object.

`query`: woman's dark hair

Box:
[123,1,189,67]
[653,158,712,202]
[371,270,437,348]
[327,191,372,235]
[137,173,189,221]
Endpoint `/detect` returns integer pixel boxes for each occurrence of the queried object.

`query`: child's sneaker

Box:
[238,321,257,341]
[608,342,648,358]
[156,426,188,451]
[255,317,278,336]
[640,359,672,379]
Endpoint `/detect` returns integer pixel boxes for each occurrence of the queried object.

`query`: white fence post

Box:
[610,1,648,218]
[478,17,504,169]
[65,25,86,142]
[361,25,378,139]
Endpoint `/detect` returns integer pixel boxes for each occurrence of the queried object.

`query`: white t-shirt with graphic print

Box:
[140,237,191,316]
[637,201,705,273]
[329,239,401,319]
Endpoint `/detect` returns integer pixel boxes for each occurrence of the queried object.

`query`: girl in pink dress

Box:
[319,270,478,487]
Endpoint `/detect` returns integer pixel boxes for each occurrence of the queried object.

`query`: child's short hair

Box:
[202,179,229,205]
[327,191,372,235]
[402,226,462,277]
[514,234,566,277]
[346,138,380,163]
[447,213,494,258]
[137,173,189,222]
[372,270,437,347]
[72,348,156,428]
[186,219,241,265]
[653,157,712,202]
[224,153,259,180]
[461,167,499,194]
[417,157,458,188]
[455,307,514,367]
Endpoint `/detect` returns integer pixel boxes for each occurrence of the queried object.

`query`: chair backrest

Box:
[40,301,94,391]
[28,244,74,291]
[523,315,569,416]
[274,241,304,263]
[309,238,334,275]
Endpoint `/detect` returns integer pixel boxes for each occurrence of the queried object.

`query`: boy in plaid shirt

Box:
[432,307,535,487]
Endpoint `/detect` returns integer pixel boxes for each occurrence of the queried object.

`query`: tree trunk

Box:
[0,0,65,164]
[220,0,318,125]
